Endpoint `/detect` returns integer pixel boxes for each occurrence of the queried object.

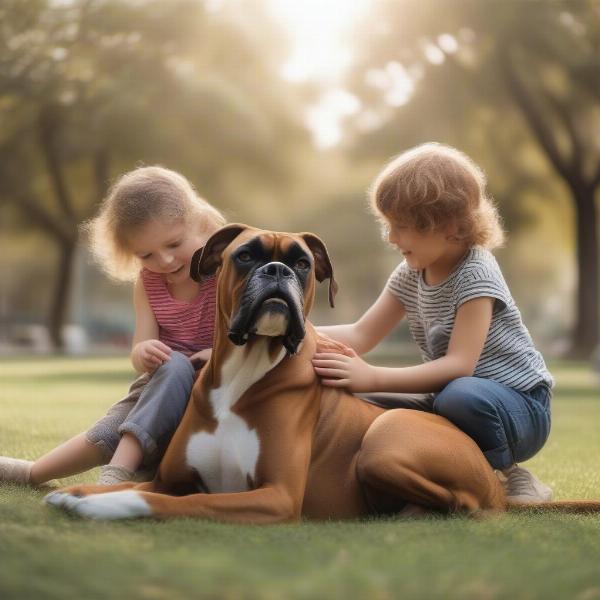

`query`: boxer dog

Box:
[45,225,600,521]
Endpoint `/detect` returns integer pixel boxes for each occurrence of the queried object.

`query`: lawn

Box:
[1,356,600,600]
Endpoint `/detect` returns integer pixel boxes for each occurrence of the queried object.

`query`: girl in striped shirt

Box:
[1,166,225,486]
[314,143,553,503]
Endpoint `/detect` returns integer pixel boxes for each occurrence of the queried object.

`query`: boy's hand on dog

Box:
[314,332,354,356]
[313,348,377,393]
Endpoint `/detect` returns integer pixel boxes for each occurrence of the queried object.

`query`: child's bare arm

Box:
[317,289,406,354]
[130,278,171,373]
[314,297,493,393]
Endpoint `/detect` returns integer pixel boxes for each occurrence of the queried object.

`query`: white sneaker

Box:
[0,456,33,484]
[97,464,134,486]
[502,464,553,503]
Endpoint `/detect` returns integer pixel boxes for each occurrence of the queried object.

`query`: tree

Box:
[347,0,600,356]
[0,0,309,348]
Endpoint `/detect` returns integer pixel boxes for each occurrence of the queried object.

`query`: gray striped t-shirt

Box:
[386,247,554,391]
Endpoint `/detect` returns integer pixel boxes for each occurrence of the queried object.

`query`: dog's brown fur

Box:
[47,225,600,521]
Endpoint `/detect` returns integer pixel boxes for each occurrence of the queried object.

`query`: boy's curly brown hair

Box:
[370,143,504,249]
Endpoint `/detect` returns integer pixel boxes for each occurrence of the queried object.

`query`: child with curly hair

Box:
[1,166,225,486]
[314,143,553,502]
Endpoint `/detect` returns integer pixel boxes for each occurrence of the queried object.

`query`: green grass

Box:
[1,356,600,600]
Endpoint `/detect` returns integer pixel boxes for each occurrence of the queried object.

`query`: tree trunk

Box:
[498,52,599,357]
[571,186,599,357]
[48,238,76,350]
[38,103,79,350]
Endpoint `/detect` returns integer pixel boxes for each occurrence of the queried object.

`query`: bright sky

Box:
[267,0,370,148]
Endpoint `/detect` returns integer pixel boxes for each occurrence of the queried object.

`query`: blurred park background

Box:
[1,0,599,362]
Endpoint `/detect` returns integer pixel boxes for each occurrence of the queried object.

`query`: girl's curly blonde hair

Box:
[83,166,226,281]
[369,143,504,249]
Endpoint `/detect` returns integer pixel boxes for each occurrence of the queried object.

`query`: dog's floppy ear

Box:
[300,233,338,308]
[190,224,248,282]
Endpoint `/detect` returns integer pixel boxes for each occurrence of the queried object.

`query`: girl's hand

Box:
[189,348,212,370]
[132,339,172,373]
[312,349,377,392]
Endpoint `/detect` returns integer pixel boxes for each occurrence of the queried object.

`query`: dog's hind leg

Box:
[356,409,506,516]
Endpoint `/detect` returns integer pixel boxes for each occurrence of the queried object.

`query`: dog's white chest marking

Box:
[186,340,286,493]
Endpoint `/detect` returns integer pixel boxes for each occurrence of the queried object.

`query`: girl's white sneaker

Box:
[0,456,33,484]
[97,464,134,486]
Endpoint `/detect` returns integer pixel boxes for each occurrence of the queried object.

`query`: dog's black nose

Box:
[259,262,295,280]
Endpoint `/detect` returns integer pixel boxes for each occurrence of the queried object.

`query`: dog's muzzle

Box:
[228,262,306,354]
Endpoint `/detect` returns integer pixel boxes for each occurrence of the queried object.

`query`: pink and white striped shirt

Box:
[141,269,217,356]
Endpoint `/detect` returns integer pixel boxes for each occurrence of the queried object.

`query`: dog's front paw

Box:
[45,490,152,520]
[45,491,85,511]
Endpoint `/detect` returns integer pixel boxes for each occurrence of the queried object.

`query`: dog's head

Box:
[190,224,337,354]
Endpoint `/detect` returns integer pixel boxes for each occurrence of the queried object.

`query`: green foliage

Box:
[2,0,599,355]
[347,0,599,229]
[347,0,600,354]
[1,356,600,599]
[0,0,311,347]
[0,0,309,217]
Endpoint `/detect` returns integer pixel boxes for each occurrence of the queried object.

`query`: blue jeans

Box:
[433,377,552,470]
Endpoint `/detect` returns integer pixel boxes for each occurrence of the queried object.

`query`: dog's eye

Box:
[295,258,311,270]
[237,251,252,263]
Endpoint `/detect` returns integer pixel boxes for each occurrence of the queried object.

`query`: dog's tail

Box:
[507,500,600,514]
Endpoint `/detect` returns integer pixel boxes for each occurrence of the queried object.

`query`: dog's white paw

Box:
[45,490,152,520]
[45,491,81,510]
